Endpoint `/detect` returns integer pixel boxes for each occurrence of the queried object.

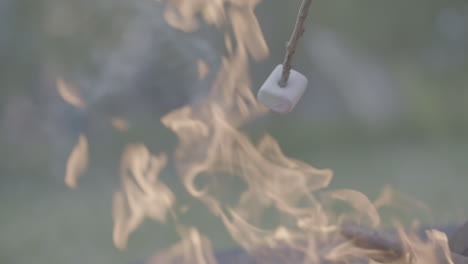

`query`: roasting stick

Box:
[278,0,313,88]
[257,0,313,114]
[340,223,468,264]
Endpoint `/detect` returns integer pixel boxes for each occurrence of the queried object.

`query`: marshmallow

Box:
[257,64,308,114]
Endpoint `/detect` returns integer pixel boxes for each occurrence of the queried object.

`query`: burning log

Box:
[449,221,468,257]
[340,223,468,264]
[133,225,463,264]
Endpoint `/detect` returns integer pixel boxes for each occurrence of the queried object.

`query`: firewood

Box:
[449,221,468,256]
[340,223,468,264]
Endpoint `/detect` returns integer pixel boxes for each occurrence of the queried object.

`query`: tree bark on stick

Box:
[279,0,313,88]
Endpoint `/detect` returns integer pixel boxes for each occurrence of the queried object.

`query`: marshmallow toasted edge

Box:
[257,64,308,114]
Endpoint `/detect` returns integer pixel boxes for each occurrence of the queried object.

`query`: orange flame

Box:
[398,225,455,264]
[158,0,456,261]
[56,78,86,109]
[113,144,174,250]
[157,0,339,260]
[148,228,217,264]
[65,134,89,189]
[163,0,227,32]
[61,0,456,263]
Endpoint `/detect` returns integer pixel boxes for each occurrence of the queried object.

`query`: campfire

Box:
[57,0,468,263]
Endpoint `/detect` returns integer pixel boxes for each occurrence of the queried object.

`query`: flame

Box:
[158,0,338,260]
[374,185,431,215]
[163,0,227,32]
[111,117,130,131]
[65,134,89,189]
[159,0,456,260]
[57,78,89,189]
[113,144,174,250]
[148,228,217,264]
[398,225,455,264]
[56,78,86,109]
[62,0,456,263]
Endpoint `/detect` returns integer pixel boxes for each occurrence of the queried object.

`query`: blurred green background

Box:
[1,0,467,263]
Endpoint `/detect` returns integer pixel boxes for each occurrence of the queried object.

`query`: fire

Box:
[61,0,457,263]
[148,228,217,264]
[163,0,228,32]
[113,144,174,250]
[65,133,89,189]
[56,78,86,109]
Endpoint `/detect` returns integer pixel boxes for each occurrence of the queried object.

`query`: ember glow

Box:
[60,0,457,263]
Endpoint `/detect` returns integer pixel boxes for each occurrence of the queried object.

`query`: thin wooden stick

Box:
[278,0,313,88]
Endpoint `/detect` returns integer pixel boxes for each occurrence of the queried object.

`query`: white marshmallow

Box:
[257,64,308,114]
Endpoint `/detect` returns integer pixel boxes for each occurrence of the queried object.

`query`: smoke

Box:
[1,0,222,180]
[42,0,219,112]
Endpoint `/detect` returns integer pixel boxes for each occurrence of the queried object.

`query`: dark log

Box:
[129,224,462,264]
[449,221,468,256]
[341,223,468,264]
